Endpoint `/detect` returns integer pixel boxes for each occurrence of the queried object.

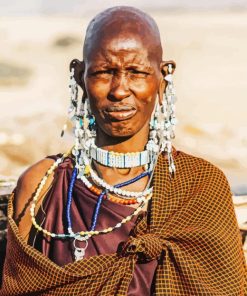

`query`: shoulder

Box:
[175,149,230,190]
[13,157,55,237]
[15,158,55,197]
[14,154,69,200]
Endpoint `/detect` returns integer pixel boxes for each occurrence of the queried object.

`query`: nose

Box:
[108,73,131,101]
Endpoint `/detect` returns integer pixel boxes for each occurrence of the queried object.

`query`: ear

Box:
[158,60,176,105]
[70,59,87,98]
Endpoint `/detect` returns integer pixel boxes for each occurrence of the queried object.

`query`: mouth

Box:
[103,105,137,121]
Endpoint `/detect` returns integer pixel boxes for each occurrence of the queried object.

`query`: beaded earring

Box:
[73,97,96,168]
[61,67,96,167]
[163,64,177,174]
[61,68,78,137]
[149,63,177,175]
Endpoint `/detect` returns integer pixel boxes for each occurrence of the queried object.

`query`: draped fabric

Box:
[1,150,247,295]
[27,156,157,295]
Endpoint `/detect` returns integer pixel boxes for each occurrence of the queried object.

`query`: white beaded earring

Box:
[61,67,96,168]
[163,64,177,174]
[61,68,78,137]
[149,64,177,175]
[68,67,82,164]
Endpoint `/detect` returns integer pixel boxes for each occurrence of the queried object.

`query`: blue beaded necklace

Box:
[66,167,151,234]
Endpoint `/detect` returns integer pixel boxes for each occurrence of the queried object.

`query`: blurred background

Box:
[0,0,246,193]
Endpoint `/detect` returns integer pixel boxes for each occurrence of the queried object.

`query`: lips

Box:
[103,105,137,121]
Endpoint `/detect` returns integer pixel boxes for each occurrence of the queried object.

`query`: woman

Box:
[1,6,246,296]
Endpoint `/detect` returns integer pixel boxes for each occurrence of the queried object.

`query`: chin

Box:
[103,122,139,138]
[107,127,136,138]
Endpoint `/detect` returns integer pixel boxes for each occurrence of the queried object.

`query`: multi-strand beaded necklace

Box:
[30,146,155,261]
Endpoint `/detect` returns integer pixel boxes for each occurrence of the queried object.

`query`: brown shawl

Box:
[1,150,247,295]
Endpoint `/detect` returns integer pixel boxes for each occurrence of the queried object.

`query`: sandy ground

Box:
[0,11,246,190]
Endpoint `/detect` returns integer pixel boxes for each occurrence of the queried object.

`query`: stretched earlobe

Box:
[69,59,85,90]
[160,60,176,77]
[158,60,176,104]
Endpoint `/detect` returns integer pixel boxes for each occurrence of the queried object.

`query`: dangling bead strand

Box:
[79,175,146,204]
[67,164,152,235]
[80,154,152,198]
[90,191,105,231]
[66,167,77,235]
[30,152,153,239]
[30,153,70,238]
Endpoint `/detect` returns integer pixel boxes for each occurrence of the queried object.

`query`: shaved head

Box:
[83,6,163,63]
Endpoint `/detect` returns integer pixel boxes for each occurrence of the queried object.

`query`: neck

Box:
[95,121,150,153]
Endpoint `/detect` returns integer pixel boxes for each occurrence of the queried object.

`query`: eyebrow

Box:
[88,63,153,72]
[125,64,153,72]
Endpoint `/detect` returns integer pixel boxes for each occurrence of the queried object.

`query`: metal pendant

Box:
[74,247,86,261]
[73,235,88,261]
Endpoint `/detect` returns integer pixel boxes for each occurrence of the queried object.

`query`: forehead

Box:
[84,34,157,66]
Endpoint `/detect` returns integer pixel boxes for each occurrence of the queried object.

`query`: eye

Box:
[128,68,149,78]
[90,69,115,77]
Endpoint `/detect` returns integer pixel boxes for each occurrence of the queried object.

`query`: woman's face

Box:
[83,35,163,138]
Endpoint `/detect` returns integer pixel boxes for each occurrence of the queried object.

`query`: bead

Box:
[84,165,90,175]
[36,187,42,194]
[78,162,152,203]
[134,207,141,214]
[90,144,151,168]
[47,168,53,174]
[57,158,62,164]
[89,164,151,198]
[137,197,142,203]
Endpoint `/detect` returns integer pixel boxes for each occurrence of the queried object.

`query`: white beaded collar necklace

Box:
[89,143,154,168]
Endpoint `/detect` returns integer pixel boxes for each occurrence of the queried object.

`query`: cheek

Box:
[131,77,159,104]
[85,79,109,98]
[133,81,158,124]
[85,79,110,112]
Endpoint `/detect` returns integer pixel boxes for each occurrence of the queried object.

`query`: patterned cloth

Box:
[0,150,247,295]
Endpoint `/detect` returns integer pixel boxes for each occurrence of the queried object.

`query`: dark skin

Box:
[14,7,176,241]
